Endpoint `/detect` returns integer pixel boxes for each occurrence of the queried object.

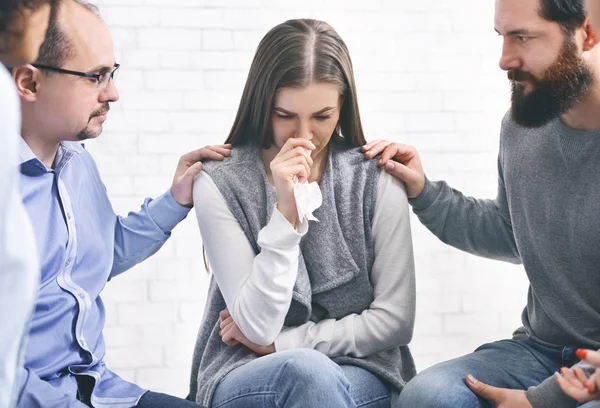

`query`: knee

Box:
[276,349,353,406]
[278,349,347,387]
[399,366,479,408]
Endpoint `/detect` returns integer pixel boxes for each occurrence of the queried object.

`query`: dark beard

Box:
[509,37,593,128]
[76,103,110,141]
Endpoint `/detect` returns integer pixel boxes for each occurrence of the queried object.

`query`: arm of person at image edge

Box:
[109,145,231,278]
[194,162,416,358]
[361,132,520,264]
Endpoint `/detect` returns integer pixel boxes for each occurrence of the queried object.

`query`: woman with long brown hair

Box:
[189,19,416,408]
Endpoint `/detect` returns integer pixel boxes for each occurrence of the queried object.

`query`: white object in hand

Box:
[293,148,322,222]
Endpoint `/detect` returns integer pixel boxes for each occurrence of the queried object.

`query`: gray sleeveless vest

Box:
[187,140,416,406]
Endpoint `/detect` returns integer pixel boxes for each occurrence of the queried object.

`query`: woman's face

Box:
[271,82,342,160]
[0,3,51,66]
[586,0,600,34]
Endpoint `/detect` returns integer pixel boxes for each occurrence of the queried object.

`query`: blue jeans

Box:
[212,349,390,408]
[137,391,206,408]
[397,338,579,408]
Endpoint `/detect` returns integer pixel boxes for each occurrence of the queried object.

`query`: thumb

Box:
[385,160,423,193]
[384,159,410,181]
[181,161,203,183]
[466,375,500,402]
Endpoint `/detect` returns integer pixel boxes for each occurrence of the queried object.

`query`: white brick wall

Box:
[88,0,530,397]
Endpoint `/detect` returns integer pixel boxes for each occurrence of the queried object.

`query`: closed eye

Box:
[275,113,295,120]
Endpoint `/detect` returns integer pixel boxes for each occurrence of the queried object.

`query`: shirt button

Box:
[67,213,72,220]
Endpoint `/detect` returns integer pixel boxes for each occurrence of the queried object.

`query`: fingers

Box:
[573,367,591,389]
[378,143,414,166]
[288,164,310,184]
[384,159,426,198]
[270,148,312,184]
[592,371,600,393]
[279,138,315,156]
[384,160,411,183]
[272,147,314,168]
[577,349,600,367]
[218,310,243,347]
[219,316,233,331]
[202,144,233,157]
[220,320,238,343]
[361,139,386,152]
[363,140,394,159]
[556,369,594,402]
[181,144,232,164]
[465,375,499,402]
[223,339,239,347]
[271,146,314,170]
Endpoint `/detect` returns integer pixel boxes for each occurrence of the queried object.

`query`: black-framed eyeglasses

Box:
[32,63,120,87]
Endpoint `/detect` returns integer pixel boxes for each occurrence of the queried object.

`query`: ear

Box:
[582,17,600,52]
[12,64,41,102]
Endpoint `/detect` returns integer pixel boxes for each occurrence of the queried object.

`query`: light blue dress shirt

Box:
[17,138,190,408]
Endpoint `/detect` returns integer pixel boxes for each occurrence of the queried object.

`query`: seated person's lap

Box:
[397,339,578,408]
[212,349,390,408]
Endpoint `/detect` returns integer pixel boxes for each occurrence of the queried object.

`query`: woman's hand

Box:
[219,310,275,356]
[556,349,600,403]
[270,138,315,226]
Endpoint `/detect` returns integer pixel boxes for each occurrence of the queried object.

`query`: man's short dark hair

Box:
[539,0,586,34]
[0,0,58,53]
[0,0,57,34]
[35,0,99,67]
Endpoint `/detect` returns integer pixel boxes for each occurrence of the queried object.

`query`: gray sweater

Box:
[410,111,600,408]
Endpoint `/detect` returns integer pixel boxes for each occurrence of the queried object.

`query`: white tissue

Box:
[293,148,323,222]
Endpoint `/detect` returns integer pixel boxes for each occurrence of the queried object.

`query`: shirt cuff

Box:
[408,176,442,211]
[147,190,191,233]
[258,205,308,249]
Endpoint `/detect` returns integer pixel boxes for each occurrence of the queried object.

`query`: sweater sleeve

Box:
[274,170,416,358]
[409,143,520,264]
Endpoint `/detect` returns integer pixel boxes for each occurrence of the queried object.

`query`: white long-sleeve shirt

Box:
[0,65,39,408]
[193,167,415,358]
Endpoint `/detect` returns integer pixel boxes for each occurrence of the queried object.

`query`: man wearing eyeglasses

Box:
[10,1,230,407]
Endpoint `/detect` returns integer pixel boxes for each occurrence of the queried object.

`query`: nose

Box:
[498,38,521,72]
[295,120,313,141]
[99,78,119,103]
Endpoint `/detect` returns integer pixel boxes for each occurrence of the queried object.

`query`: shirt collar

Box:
[19,137,85,173]
[18,137,37,164]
